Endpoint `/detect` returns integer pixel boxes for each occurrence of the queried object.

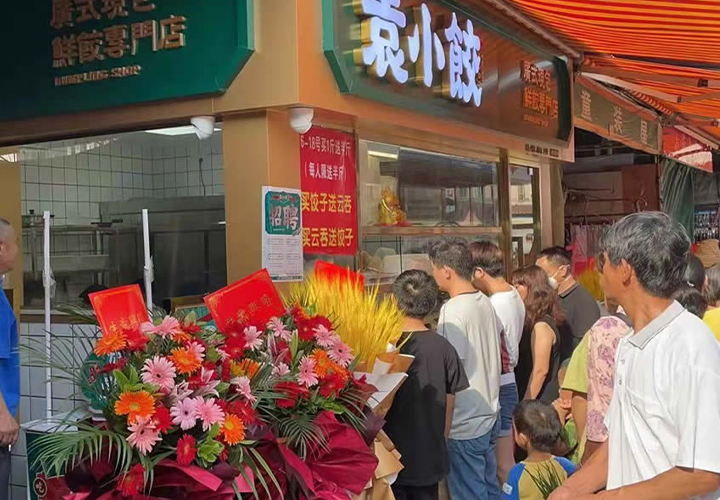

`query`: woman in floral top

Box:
[583,306,631,463]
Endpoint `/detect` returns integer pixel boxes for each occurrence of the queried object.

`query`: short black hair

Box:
[539,246,571,267]
[513,400,563,453]
[469,240,504,278]
[428,238,474,281]
[392,270,439,319]
[672,285,708,319]
[685,254,705,291]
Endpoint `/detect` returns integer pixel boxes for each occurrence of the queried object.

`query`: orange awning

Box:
[497,0,720,142]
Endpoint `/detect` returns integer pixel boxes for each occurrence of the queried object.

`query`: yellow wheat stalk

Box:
[286,274,403,369]
[578,268,604,302]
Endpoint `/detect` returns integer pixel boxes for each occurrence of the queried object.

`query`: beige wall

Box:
[0,152,23,313]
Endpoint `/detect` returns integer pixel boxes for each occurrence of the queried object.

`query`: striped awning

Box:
[496,0,720,142]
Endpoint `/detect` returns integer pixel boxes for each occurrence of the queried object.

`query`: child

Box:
[553,359,581,463]
[502,400,576,500]
[384,270,469,500]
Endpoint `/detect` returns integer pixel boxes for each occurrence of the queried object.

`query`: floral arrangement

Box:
[28,272,387,500]
[287,272,403,370]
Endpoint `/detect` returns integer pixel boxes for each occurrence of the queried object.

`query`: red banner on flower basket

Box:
[89,285,149,336]
[300,126,357,256]
[315,260,365,288]
[203,269,285,330]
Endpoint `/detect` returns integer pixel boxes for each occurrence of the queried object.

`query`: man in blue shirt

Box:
[0,217,20,500]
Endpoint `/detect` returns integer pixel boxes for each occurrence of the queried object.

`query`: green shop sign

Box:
[0,0,254,122]
[323,0,572,144]
[574,78,662,154]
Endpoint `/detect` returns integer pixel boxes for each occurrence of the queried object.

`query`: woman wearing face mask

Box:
[512,265,564,403]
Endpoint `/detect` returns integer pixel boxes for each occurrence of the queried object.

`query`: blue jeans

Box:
[447,417,501,500]
[498,383,519,438]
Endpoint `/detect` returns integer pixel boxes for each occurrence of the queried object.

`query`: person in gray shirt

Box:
[536,246,600,360]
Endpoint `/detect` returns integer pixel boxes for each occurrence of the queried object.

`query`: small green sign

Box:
[264,190,302,237]
[0,0,254,122]
[575,80,661,153]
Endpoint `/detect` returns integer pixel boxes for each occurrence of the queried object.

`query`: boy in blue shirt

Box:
[502,400,575,500]
[0,217,20,500]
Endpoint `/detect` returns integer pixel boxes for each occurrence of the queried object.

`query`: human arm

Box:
[0,390,18,446]
[445,394,455,439]
[524,322,554,400]
[580,468,720,500]
[582,439,603,464]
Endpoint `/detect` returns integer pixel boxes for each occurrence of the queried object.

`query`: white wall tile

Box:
[25,184,39,201]
[78,202,90,218]
[100,155,111,171]
[122,143,132,158]
[66,202,79,219]
[133,174,143,189]
[88,154,100,170]
[111,157,122,172]
[52,185,65,202]
[188,171,199,187]
[77,153,89,169]
[89,171,101,187]
[52,167,65,184]
[102,172,112,187]
[25,165,38,183]
[123,173,133,188]
[163,159,174,174]
[211,153,223,170]
[152,174,164,189]
[77,186,89,202]
[188,186,201,196]
[213,170,224,185]
[175,157,187,173]
[90,187,102,202]
[176,187,188,197]
[176,172,188,187]
[101,187,112,201]
[52,202,66,218]
[39,166,52,184]
[122,158,132,173]
[174,140,186,157]
[77,169,89,186]
[65,168,77,185]
[132,158,142,174]
[64,153,77,168]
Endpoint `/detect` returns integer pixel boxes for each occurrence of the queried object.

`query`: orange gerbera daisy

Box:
[312,349,332,378]
[221,414,245,445]
[170,347,202,374]
[94,329,127,356]
[231,359,260,379]
[114,390,156,422]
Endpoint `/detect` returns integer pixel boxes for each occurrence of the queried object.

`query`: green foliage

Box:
[525,462,565,499]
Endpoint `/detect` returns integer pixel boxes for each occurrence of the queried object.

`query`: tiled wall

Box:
[20,130,225,227]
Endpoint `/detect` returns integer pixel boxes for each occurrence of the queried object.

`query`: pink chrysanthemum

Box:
[186,341,206,362]
[268,317,292,342]
[127,416,161,455]
[244,326,263,351]
[195,398,225,431]
[272,362,290,377]
[141,356,176,392]
[141,316,181,339]
[298,356,318,387]
[231,375,257,404]
[328,339,353,368]
[170,397,198,431]
[313,325,338,348]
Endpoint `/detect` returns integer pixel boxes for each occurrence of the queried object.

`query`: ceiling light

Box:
[368,143,400,160]
[145,126,222,136]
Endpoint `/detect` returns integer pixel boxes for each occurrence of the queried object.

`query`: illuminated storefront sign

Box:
[323,0,572,143]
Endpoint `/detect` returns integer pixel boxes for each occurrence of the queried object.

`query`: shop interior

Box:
[18,126,227,312]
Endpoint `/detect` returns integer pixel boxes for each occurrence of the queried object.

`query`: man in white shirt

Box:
[470,240,525,485]
[430,238,502,500]
[550,212,720,500]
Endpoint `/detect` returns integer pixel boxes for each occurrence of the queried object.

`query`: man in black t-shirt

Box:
[385,270,469,500]
[536,246,600,360]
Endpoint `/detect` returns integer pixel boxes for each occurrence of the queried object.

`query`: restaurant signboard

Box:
[0,0,254,121]
[322,0,572,144]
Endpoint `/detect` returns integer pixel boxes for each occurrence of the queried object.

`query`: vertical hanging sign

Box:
[300,126,357,255]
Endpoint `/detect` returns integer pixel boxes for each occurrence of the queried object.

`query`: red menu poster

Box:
[300,126,357,255]
[204,269,286,329]
[89,285,149,335]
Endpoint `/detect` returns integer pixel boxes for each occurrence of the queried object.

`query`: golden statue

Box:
[379,187,407,225]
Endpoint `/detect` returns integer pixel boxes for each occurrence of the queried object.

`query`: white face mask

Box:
[548,266,568,290]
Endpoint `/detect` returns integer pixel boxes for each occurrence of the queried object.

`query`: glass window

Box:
[18,126,227,311]
[510,165,541,269]
[358,140,501,285]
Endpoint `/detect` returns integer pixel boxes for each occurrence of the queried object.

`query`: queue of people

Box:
[383,211,720,500]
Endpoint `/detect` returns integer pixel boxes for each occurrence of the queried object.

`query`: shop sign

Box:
[261,187,304,282]
[574,78,661,154]
[524,143,560,159]
[663,127,713,173]
[0,0,254,122]
[323,0,572,144]
[300,126,358,256]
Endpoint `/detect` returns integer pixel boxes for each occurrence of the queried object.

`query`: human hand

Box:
[0,408,19,446]
[552,398,572,421]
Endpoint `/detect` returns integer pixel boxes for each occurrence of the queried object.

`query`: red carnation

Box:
[184,322,202,335]
[124,328,149,351]
[275,382,310,408]
[153,405,173,433]
[117,464,144,497]
[225,337,247,360]
[176,435,197,467]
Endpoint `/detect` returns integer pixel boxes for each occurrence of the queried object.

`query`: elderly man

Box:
[0,218,19,500]
[550,212,720,500]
